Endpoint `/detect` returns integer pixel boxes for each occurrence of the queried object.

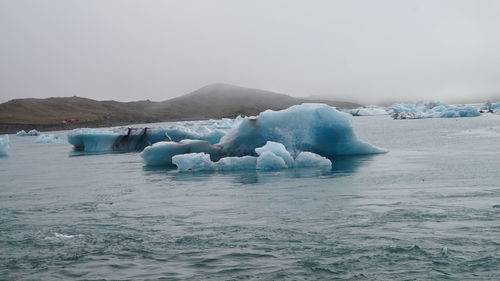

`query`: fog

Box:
[1,0,499,104]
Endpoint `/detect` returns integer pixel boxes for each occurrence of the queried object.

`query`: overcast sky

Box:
[1,0,499,104]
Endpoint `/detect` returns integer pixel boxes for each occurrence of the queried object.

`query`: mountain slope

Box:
[0,83,361,133]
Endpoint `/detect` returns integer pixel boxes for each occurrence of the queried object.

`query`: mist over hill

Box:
[0,83,360,133]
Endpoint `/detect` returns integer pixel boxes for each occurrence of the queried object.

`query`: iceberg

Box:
[141,104,386,167]
[345,105,388,116]
[0,135,9,156]
[67,121,229,153]
[492,102,500,114]
[68,127,169,152]
[218,103,386,157]
[16,129,41,136]
[391,101,480,119]
[36,134,63,143]
[144,104,387,172]
[16,130,29,136]
[140,139,221,166]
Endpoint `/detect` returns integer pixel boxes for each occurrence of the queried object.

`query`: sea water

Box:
[1,115,499,280]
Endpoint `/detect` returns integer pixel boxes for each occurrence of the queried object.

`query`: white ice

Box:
[140,139,220,166]
[16,129,41,136]
[255,141,294,168]
[170,141,332,172]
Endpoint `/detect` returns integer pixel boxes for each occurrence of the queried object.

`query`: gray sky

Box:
[1,0,500,104]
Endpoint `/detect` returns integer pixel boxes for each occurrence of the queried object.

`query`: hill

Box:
[0,83,360,133]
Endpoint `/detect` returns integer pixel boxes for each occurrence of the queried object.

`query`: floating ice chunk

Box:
[219,103,386,157]
[391,101,480,119]
[140,141,189,166]
[68,127,168,152]
[255,141,294,168]
[294,152,332,168]
[16,129,41,136]
[215,156,257,170]
[36,134,63,143]
[16,130,28,136]
[492,102,500,114]
[28,129,41,136]
[0,135,9,156]
[172,152,215,171]
[345,105,388,116]
[140,139,221,166]
[256,151,288,170]
[170,142,333,172]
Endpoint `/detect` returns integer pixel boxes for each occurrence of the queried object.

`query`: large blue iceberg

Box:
[0,135,9,156]
[391,101,480,119]
[217,103,385,157]
[141,104,386,168]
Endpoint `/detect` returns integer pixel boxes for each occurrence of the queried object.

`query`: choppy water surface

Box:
[1,115,500,280]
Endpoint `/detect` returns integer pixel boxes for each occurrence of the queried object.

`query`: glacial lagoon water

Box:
[1,115,499,280]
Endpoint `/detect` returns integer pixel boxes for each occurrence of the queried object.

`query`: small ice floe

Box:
[36,134,63,143]
[45,232,82,241]
[441,246,448,255]
[16,129,41,136]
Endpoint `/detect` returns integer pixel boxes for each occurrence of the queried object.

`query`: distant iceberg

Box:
[36,134,63,143]
[171,141,332,172]
[0,135,9,156]
[142,104,386,168]
[16,129,41,136]
[492,102,500,114]
[391,101,480,119]
[344,105,388,116]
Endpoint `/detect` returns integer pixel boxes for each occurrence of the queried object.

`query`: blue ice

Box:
[170,142,332,172]
[145,103,389,171]
[0,135,9,156]
[391,101,480,119]
[67,122,229,152]
[218,103,386,157]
